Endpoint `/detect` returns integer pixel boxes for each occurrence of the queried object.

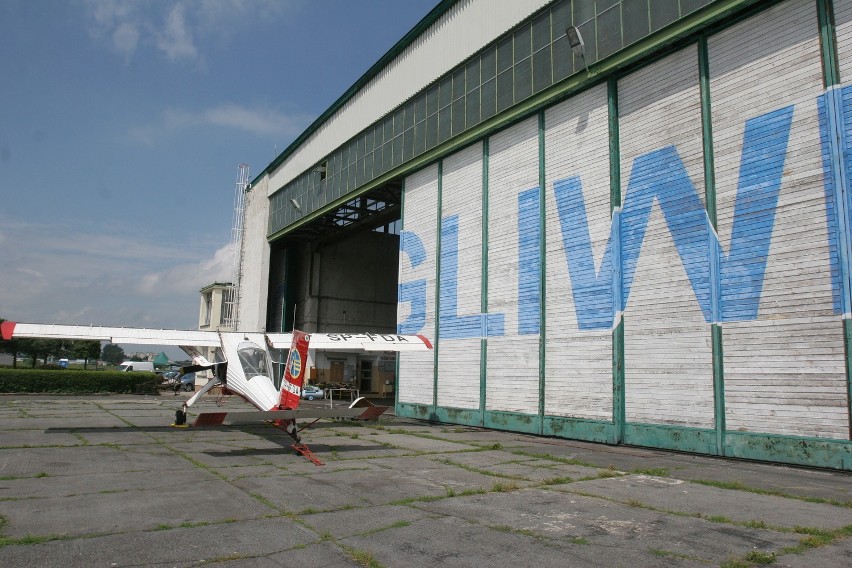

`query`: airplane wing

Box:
[265,332,432,351]
[193,404,388,426]
[1,321,221,347]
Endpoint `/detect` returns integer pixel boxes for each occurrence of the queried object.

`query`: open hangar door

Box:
[266,180,403,394]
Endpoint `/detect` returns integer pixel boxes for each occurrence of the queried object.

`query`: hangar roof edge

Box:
[248,0,458,189]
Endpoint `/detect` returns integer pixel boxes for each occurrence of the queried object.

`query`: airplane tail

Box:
[278,330,310,409]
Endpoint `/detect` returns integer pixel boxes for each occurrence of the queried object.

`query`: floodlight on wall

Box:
[290,198,301,210]
[566,25,589,75]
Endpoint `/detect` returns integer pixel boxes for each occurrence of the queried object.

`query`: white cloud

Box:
[137,243,234,296]
[156,4,197,62]
[129,103,313,143]
[83,0,291,63]
[0,218,229,330]
[111,22,140,59]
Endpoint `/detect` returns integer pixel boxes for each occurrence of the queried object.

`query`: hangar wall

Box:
[397,0,852,469]
[237,177,271,332]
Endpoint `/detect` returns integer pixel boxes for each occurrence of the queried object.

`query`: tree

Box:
[18,338,65,368]
[101,343,125,365]
[72,340,102,370]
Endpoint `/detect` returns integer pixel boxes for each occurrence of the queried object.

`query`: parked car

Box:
[301,385,324,400]
[158,371,180,388]
[178,373,196,392]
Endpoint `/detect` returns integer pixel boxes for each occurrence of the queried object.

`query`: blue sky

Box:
[0,0,436,340]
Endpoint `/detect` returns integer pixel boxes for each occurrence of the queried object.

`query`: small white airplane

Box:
[1,321,432,464]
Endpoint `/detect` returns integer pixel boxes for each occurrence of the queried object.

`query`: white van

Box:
[117,361,155,372]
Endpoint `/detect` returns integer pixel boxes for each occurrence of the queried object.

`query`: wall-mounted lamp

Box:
[290,198,301,210]
[566,25,589,75]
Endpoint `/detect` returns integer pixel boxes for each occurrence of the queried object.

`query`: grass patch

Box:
[344,546,385,568]
[780,525,852,554]
[691,479,852,508]
[632,467,669,477]
[0,534,74,548]
[509,450,601,470]
[434,458,528,481]
[492,524,538,538]
[356,520,412,537]
[539,476,574,486]
[745,551,777,564]
[648,547,706,562]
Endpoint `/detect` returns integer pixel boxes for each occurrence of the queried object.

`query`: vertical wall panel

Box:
[835,0,852,81]
[618,45,715,428]
[487,117,540,413]
[398,165,439,406]
[711,0,848,438]
[438,144,484,409]
[544,84,613,420]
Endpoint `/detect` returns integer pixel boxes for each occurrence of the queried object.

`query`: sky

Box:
[0,0,437,354]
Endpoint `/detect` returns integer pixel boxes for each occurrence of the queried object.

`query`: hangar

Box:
[237,0,852,470]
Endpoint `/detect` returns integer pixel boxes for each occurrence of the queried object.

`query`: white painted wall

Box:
[237,176,271,332]
[544,83,613,421]
[618,44,715,428]
[398,164,439,405]
[486,116,540,413]
[437,143,484,409]
[711,0,848,438]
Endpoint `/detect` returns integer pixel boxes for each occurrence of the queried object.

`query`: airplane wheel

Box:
[174,409,187,426]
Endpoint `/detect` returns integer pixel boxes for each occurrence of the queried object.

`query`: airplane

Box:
[0,321,432,464]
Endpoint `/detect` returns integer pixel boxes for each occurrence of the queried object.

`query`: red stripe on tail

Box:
[1,321,16,341]
[279,330,310,409]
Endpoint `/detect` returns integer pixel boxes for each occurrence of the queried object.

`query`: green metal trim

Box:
[699,37,717,227]
[725,431,852,471]
[433,406,482,427]
[624,423,718,455]
[396,402,437,422]
[698,34,726,457]
[845,318,852,440]
[817,0,840,88]
[484,409,541,435]
[608,77,625,444]
[480,139,489,425]
[395,178,407,411]
[542,416,614,444]
[434,160,443,411]
[538,110,547,433]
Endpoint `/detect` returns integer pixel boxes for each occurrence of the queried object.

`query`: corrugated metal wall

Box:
[396,0,852,470]
[397,165,439,406]
[713,0,847,440]
[619,44,715,430]
[486,117,541,416]
[437,143,484,409]
[544,84,613,422]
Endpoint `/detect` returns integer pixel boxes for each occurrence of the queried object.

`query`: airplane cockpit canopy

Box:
[237,341,270,379]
